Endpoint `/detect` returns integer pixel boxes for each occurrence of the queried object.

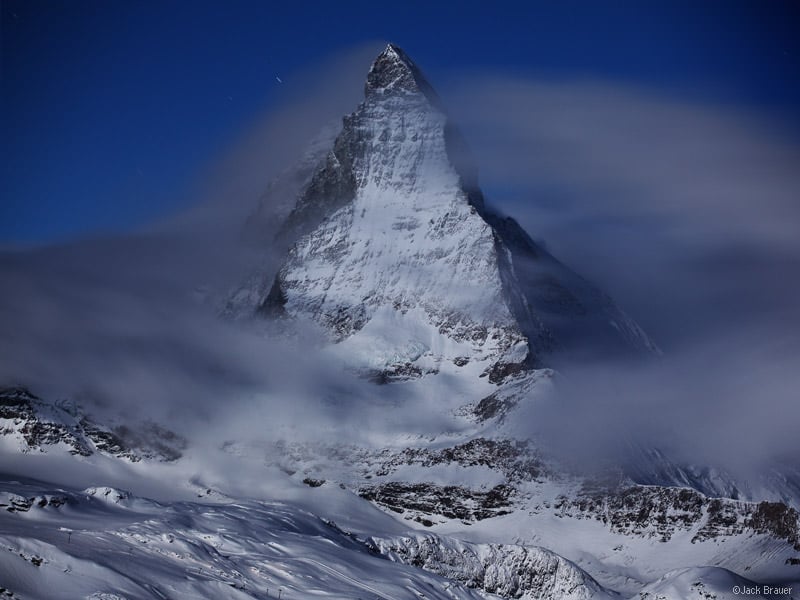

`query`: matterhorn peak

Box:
[365,43,441,106]
[235,43,658,381]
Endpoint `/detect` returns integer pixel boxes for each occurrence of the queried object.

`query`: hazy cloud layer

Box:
[446,76,800,481]
[161,42,381,236]
[0,44,386,442]
[447,78,800,346]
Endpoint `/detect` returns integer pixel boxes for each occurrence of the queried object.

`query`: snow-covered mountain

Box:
[234,39,798,500]
[0,387,186,463]
[233,43,657,382]
[2,44,799,599]
[226,42,798,596]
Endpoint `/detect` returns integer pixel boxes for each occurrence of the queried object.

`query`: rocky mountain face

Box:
[271,428,800,587]
[236,44,657,384]
[558,483,800,548]
[370,533,615,600]
[0,386,185,462]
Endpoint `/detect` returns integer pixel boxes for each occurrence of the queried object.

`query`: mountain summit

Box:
[240,44,657,380]
[365,43,441,105]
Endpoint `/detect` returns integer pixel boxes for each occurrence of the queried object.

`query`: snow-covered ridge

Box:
[5,381,799,595]
[555,482,800,547]
[0,386,185,462]
[347,434,800,549]
[371,532,617,599]
[0,478,506,600]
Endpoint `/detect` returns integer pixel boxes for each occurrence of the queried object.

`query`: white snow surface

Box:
[2,477,595,600]
[371,532,617,599]
[634,566,791,599]
[277,80,528,372]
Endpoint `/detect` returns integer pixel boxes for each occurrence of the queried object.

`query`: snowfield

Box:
[3,476,795,599]
[0,478,500,600]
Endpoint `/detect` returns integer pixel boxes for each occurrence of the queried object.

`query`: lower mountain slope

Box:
[3,373,799,598]
[0,477,614,600]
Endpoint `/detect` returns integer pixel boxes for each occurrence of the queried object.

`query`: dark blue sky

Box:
[2,0,798,244]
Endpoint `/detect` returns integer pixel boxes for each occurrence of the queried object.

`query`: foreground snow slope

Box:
[635,566,791,600]
[0,477,628,600]
[3,471,796,600]
[0,478,499,600]
[3,366,799,598]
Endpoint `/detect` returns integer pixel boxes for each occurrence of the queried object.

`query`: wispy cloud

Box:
[0,43,387,440]
[447,78,800,345]
[447,76,800,483]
